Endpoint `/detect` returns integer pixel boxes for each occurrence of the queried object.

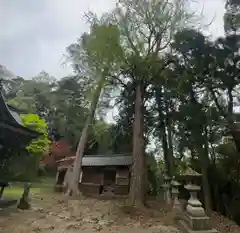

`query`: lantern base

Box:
[178,219,218,233]
[177,212,218,233]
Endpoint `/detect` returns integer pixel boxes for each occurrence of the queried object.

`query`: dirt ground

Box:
[0,192,180,233]
[1,191,240,233]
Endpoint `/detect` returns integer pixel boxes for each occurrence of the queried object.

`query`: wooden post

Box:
[17,183,32,210]
[0,187,5,199]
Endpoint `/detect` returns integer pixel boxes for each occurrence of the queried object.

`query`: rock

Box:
[133,222,141,228]
[58,214,70,220]
[46,225,55,230]
[91,216,100,223]
[47,212,57,216]
[34,208,44,213]
[152,225,180,233]
[32,226,42,232]
[98,220,111,226]
[66,223,82,229]
[94,225,103,232]
[83,218,97,224]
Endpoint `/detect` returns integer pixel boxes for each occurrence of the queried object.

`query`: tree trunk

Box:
[225,88,240,152]
[195,131,212,214]
[230,128,240,153]
[155,88,171,176]
[199,145,212,214]
[192,128,212,214]
[66,76,105,196]
[129,83,145,207]
[164,88,174,176]
[189,87,212,212]
[227,87,233,115]
[166,118,174,176]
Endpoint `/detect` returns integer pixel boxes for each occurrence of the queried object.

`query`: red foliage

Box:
[41,155,56,167]
[41,140,75,168]
[51,140,73,158]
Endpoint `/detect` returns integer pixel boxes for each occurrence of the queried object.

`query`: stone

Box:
[152,224,180,233]
[177,181,218,233]
[185,184,205,218]
[98,220,111,226]
[186,199,205,217]
[163,174,172,205]
[178,219,218,233]
[66,223,81,229]
[83,218,98,224]
[184,213,212,231]
[94,225,103,232]
[34,207,44,213]
[171,179,182,213]
[181,167,201,177]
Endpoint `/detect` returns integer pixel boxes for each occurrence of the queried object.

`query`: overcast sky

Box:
[1,0,225,79]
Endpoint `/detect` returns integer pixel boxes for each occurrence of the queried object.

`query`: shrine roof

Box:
[57,154,133,167]
[0,91,41,140]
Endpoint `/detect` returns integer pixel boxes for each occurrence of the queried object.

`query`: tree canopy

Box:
[2,0,240,223]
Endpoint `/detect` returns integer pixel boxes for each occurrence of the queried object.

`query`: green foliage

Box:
[84,23,124,71]
[3,0,240,218]
[224,0,240,34]
[146,154,158,195]
[6,71,56,116]
[21,114,50,156]
[216,140,240,182]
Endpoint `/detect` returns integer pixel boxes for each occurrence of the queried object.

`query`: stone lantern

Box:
[177,167,218,233]
[162,170,172,205]
[182,167,202,215]
[171,177,181,213]
[184,182,205,217]
[178,167,201,210]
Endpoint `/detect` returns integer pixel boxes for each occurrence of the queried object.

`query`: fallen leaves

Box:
[1,192,239,233]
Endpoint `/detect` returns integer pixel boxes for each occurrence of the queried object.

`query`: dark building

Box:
[0,83,41,166]
[0,81,41,199]
[56,154,133,196]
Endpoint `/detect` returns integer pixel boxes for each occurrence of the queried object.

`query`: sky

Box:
[0,0,226,80]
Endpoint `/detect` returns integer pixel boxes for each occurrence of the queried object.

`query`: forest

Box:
[1,0,240,226]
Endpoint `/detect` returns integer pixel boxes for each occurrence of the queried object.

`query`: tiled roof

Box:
[82,156,133,166]
[57,155,133,167]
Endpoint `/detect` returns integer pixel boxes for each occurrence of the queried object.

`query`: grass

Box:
[3,178,54,199]
[3,186,42,198]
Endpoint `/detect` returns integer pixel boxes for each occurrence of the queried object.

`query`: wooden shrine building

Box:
[0,80,41,168]
[0,79,41,200]
[0,96,41,148]
[56,154,133,196]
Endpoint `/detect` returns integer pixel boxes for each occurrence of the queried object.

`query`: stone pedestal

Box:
[179,217,218,233]
[178,183,218,233]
